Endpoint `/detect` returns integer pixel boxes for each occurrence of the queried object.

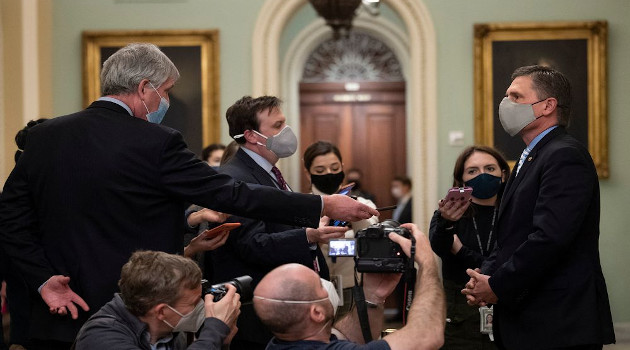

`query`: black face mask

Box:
[311,171,345,195]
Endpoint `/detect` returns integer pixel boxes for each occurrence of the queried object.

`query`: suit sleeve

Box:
[225,216,314,268]
[488,146,596,304]
[157,129,321,228]
[0,150,55,291]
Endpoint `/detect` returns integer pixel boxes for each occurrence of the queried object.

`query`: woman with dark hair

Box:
[429,145,510,349]
[302,141,378,317]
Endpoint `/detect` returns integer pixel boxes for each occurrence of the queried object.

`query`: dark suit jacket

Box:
[482,127,615,349]
[212,148,329,347]
[0,101,322,342]
[393,198,412,224]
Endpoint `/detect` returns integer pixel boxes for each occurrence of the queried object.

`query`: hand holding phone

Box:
[328,183,356,227]
[444,187,473,203]
[203,222,242,238]
[184,223,241,258]
[439,187,472,222]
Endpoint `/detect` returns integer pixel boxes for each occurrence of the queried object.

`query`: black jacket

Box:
[483,127,615,349]
[212,148,330,347]
[0,101,322,342]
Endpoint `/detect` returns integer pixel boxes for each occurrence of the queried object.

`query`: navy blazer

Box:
[0,101,322,342]
[482,127,615,349]
[212,148,330,347]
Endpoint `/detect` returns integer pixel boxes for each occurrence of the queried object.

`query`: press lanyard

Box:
[472,208,497,256]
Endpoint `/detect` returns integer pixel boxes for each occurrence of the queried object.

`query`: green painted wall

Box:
[51,0,630,323]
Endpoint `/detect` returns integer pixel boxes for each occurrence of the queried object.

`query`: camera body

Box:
[202,275,253,302]
[355,220,410,273]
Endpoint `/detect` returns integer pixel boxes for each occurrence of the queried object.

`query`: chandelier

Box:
[308,0,380,40]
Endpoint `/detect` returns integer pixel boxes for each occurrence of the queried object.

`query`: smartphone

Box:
[336,182,355,195]
[444,187,473,203]
[329,183,355,227]
[202,222,241,238]
[328,239,356,257]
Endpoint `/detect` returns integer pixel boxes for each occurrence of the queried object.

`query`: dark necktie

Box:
[271,166,288,190]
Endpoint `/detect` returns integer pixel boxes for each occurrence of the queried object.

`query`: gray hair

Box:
[118,250,201,316]
[101,43,180,96]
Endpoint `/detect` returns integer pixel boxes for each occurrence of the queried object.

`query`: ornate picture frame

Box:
[83,30,220,155]
[473,21,608,177]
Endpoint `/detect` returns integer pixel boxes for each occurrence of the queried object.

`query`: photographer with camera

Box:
[253,223,445,350]
[73,251,240,350]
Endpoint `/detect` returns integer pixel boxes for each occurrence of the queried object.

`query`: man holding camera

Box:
[253,223,445,350]
[74,251,240,350]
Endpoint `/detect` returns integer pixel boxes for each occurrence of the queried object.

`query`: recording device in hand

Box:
[329,183,355,227]
[202,275,253,302]
[355,220,411,273]
[444,186,473,202]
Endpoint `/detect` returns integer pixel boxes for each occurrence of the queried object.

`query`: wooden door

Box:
[299,82,406,213]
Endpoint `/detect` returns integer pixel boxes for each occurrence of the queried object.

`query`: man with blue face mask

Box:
[210,96,350,349]
[462,65,615,350]
[0,43,378,350]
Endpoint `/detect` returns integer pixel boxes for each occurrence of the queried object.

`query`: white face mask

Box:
[253,278,340,316]
[391,187,403,199]
[498,97,546,136]
[162,300,205,333]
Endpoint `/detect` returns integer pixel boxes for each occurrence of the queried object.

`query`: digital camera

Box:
[355,220,410,273]
[201,275,253,302]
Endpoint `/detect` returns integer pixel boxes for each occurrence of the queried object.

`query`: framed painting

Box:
[83,30,220,156]
[473,21,608,177]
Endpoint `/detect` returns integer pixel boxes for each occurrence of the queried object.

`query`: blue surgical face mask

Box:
[464,173,502,200]
[142,82,169,124]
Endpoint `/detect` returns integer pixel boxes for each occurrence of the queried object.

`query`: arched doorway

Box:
[298,32,406,213]
[253,0,438,228]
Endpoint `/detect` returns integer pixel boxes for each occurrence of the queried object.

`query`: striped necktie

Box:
[516,147,531,176]
[271,166,288,190]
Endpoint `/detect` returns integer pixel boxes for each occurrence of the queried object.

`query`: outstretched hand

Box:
[322,194,379,223]
[40,275,89,319]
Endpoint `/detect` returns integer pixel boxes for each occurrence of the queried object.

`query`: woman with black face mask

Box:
[302,141,378,318]
[429,145,510,350]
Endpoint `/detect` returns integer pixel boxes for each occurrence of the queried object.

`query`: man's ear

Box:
[242,129,259,145]
[151,303,168,321]
[137,79,151,100]
[542,97,558,116]
[309,304,327,323]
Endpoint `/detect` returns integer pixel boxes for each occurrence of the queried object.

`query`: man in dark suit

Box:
[0,43,377,350]
[462,65,615,349]
[211,96,349,349]
[391,175,412,224]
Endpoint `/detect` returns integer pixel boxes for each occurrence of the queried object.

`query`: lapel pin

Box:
[527,156,533,162]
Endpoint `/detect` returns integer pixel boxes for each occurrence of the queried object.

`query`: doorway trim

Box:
[253,0,437,228]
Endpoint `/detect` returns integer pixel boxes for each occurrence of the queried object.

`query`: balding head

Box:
[254,264,331,340]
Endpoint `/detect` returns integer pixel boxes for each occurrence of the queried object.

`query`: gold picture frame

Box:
[473,21,608,178]
[83,30,220,154]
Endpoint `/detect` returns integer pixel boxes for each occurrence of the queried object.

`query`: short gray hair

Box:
[119,251,201,316]
[101,43,180,96]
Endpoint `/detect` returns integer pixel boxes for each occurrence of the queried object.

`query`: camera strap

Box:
[353,267,373,343]
[402,234,417,325]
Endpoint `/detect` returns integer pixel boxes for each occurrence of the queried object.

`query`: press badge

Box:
[479,306,494,336]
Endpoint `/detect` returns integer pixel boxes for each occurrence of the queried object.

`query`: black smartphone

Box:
[329,183,355,227]
[328,239,356,257]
